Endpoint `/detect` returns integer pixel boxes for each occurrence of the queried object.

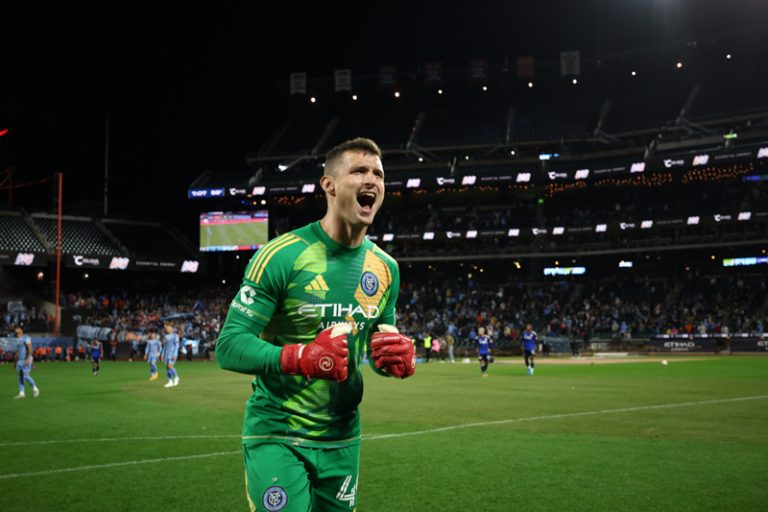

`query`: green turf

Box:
[1,357,767,511]
[201,220,268,249]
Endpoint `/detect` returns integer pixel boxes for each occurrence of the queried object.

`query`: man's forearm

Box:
[216,313,282,375]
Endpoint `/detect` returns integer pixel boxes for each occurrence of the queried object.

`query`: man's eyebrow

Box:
[350,165,384,174]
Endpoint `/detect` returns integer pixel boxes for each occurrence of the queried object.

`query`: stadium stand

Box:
[0,211,48,253]
[32,214,122,256]
[102,220,196,258]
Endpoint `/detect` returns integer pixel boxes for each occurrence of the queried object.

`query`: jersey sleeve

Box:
[376,257,400,327]
[216,235,302,375]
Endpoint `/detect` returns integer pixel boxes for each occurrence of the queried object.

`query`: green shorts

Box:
[243,442,359,512]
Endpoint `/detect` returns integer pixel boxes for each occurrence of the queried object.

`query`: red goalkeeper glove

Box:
[280,323,350,381]
[370,324,415,379]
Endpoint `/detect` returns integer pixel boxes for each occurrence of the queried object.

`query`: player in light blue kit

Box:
[13,325,40,399]
[522,324,538,375]
[161,323,180,388]
[476,327,493,378]
[144,330,162,381]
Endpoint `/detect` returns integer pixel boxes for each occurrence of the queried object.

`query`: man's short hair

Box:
[324,137,382,176]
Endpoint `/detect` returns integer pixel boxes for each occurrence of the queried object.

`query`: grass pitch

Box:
[200,219,268,250]
[2,356,767,511]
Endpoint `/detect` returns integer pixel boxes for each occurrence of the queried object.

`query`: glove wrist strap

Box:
[280,344,304,375]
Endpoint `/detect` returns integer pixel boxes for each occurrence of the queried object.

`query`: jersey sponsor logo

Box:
[319,320,367,332]
[360,271,379,296]
[240,285,256,305]
[297,303,380,319]
[262,486,288,511]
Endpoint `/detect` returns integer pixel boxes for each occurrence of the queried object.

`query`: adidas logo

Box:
[305,275,329,292]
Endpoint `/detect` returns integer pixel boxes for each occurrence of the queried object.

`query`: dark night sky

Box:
[2,1,767,227]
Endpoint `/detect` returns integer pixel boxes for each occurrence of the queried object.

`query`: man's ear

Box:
[320,175,335,196]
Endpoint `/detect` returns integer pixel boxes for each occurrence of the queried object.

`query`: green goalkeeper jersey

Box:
[217,221,400,448]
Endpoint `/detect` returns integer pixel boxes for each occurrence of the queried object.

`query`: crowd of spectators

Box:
[2,301,52,334]
[64,289,230,355]
[4,269,765,359]
[396,272,768,351]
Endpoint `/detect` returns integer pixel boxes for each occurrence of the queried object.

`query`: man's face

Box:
[14,327,22,337]
[326,150,385,227]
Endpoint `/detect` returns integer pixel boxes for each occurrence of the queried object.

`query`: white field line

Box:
[0,434,240,447]
[362,394,768,440]
[0,451,241,480]
[1,394,766,480]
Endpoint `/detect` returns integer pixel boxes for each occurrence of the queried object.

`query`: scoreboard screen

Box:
[199,211,268,252]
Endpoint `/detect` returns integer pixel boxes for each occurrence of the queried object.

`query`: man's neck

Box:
[319,214,367,247]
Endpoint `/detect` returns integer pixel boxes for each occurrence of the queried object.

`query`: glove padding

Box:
[370,324,415,379]
[281,323,350,381]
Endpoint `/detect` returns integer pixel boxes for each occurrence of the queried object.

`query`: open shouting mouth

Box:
[357,191,376,214]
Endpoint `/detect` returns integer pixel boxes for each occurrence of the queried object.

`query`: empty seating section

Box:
[103,221,190,258]
[32,216,121,256]
[0,213,47,252]
[419,107,505,146]
[607,82,692,132]
[326,107,417,150]
[271,115,329,155]
[693,78,768,119]
[513,118,589,141]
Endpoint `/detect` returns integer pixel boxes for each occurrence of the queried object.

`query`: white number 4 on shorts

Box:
[336,474,357,507]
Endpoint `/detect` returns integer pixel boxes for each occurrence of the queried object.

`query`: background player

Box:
[161,323,180,388]
[522,324,538,375]
[476,326,492,377]
[216,137,415,511]
[89,338,103,376]
[13,325,40,399]
[144,330,162,381]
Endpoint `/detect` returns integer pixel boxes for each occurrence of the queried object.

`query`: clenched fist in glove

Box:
[280,323,351,381]
[370,324,416,379]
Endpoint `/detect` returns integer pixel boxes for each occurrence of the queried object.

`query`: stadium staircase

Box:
[20,208,52,252]
[313,118,339,156]
[95,219,130,255]
[165,223,199,257]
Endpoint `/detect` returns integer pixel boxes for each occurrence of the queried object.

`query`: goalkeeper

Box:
[217,137,415,512]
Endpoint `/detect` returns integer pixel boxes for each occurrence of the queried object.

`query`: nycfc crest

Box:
[263,486,288,511]
[361,271,379,296]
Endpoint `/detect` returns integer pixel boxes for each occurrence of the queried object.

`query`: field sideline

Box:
[2,356,767,511]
